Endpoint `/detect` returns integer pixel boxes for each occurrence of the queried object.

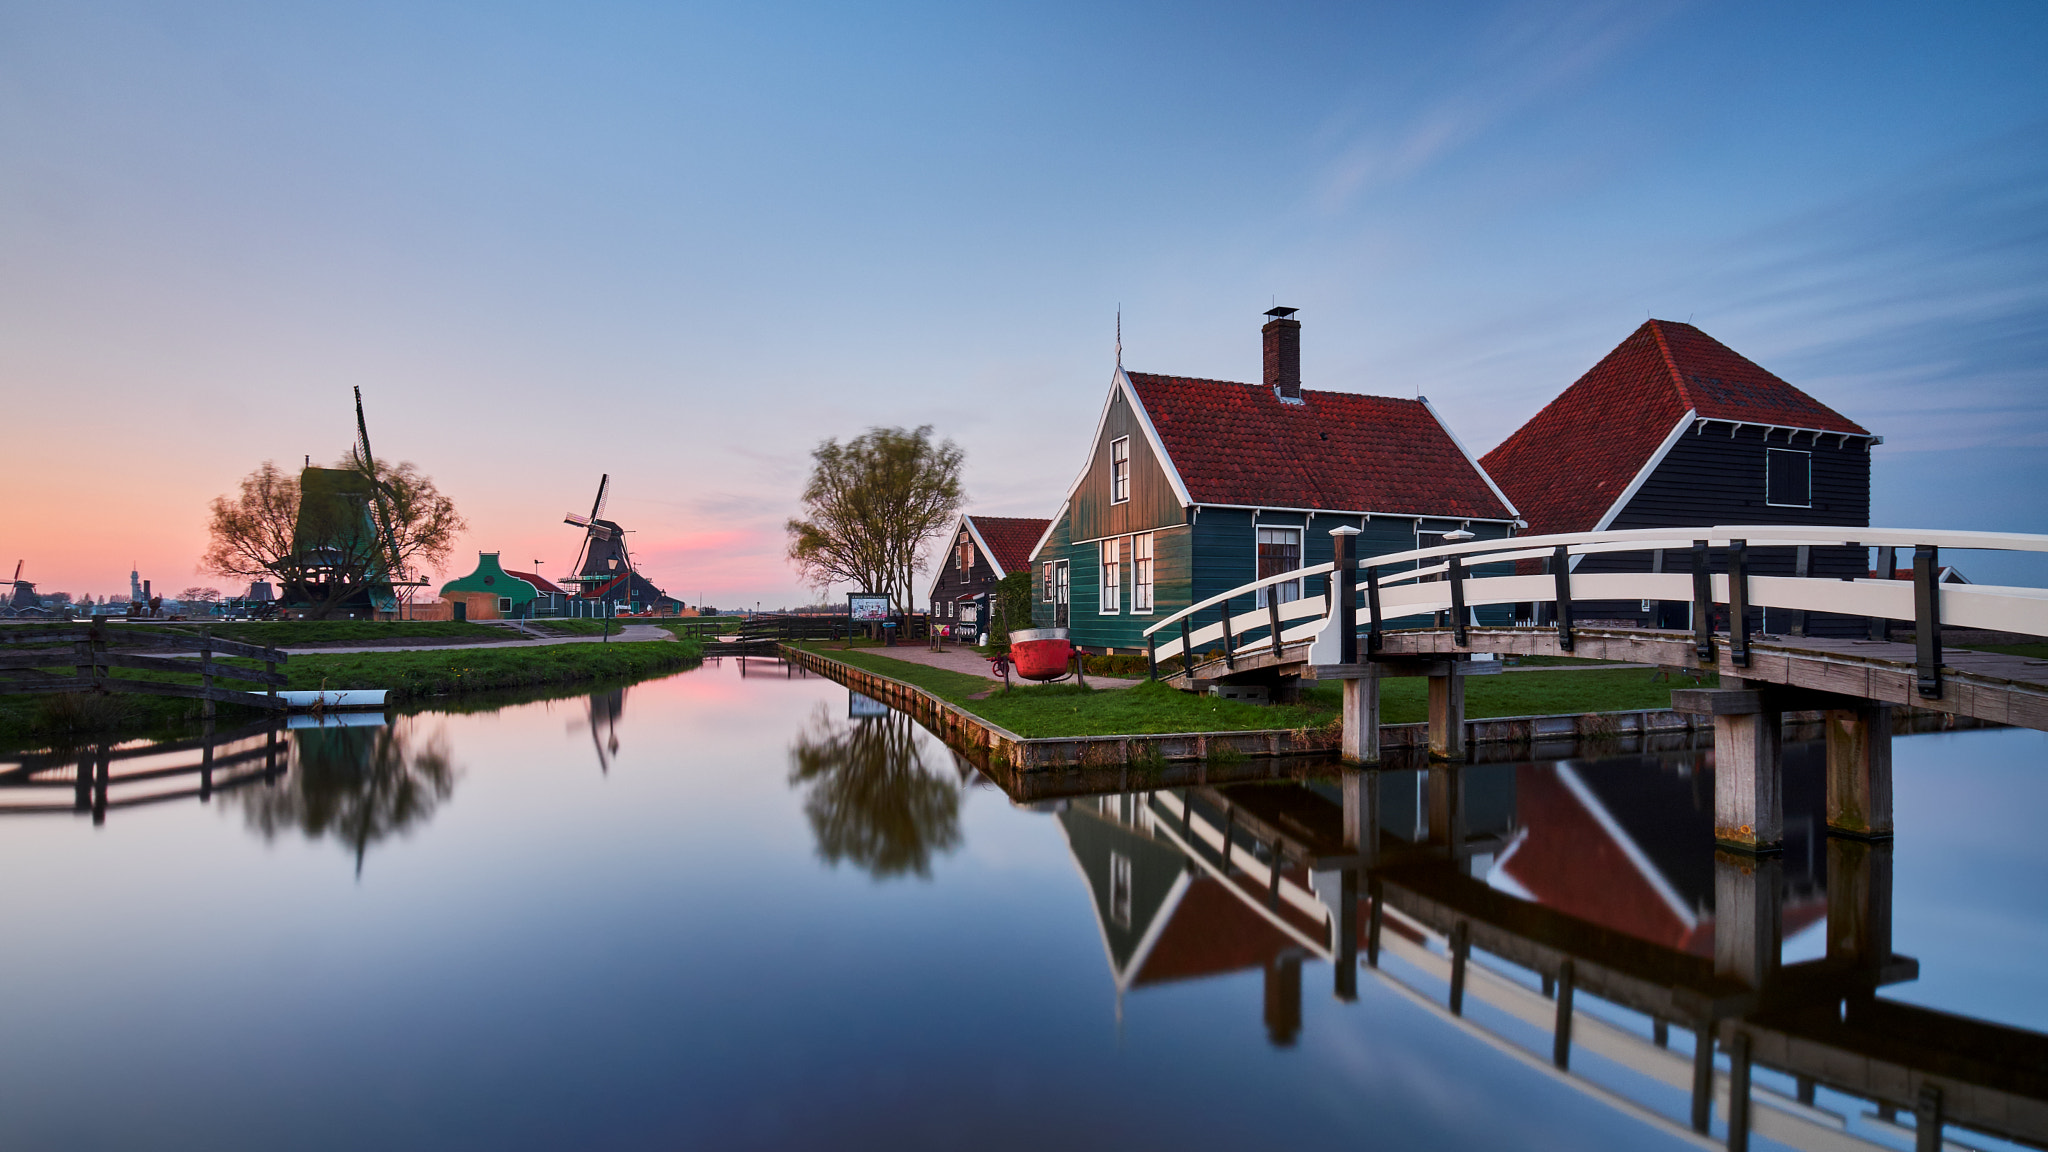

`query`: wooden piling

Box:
[1825,704,1893,837]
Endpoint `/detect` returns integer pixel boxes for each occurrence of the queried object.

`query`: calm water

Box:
[2,656,2043,1151]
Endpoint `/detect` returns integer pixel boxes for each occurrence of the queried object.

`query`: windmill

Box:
[348,387,426,614]
[561,474,666,616]
[9,560,37,611]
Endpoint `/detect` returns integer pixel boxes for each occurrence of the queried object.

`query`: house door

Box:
[1054,561,1070,628]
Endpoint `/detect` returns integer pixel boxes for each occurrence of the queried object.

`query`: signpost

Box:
[848,592,891,643]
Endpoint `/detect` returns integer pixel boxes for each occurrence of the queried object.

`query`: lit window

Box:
[1100,539,1121,613]
[1042,561,1054,602]
[1110,437,1130,504]
[497,597,512,613]
[1766,448,1811,507]
[1132,533,1154,612]
[1255,527,1302,607]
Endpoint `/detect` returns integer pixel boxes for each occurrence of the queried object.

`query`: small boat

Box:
[1005,628,1074,682]
[277,689,389,712]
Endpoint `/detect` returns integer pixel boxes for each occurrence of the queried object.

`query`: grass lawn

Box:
[1960,642,2048,661]
[794,642,1715,738]
[0,636,705,747]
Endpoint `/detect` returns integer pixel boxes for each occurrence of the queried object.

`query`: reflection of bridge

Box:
[1056,756,2047,1152]
[1144,526,2048,850]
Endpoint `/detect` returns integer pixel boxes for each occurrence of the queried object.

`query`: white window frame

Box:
[1100,538,1121,614]
[1253,525,1303,608]
[497,597,513,614]
[1109,437,1131,505]
[1042,561,1054,602]
[1765,448,1812,508]
[1131,532,1154,613]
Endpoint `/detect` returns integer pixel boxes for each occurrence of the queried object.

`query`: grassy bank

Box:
[0,636,705,748]
[792,643,1716,739]
[143,620,514,646]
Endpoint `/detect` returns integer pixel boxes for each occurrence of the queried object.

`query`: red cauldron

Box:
[1005,628,1073,682]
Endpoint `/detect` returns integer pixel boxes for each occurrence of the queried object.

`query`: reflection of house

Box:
[1492,752,1826,956]
[1480,322,1880,634]
[924,514,1049,631]
[1028,309,1520,654]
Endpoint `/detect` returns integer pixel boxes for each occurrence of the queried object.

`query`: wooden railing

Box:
[0,620,289,714]
[1141,526,2048,694]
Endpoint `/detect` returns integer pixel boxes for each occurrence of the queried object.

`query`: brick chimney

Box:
[1262,307,1301,401]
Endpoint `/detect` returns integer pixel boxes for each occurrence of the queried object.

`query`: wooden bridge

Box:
[1143,525,2048,851]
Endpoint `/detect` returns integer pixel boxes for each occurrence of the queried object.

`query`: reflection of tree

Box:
[788,704,961,879]
[233,719,458,876]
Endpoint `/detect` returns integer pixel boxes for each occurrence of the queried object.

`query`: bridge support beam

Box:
[1825,704,1893,838]
[1341,674,1380,763]
[1428,669,1467,760]
[1714,706,1783,851]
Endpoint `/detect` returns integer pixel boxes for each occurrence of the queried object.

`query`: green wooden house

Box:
[439,552,564,620]
[1029,309,1521,654]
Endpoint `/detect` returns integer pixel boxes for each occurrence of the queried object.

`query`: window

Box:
[956,531,972,570]
[497,597,513,614]
[1100,538,1121,613]
[1132,533,1154,613]
[1254,526,1302,607]
[1766,448,1811,507]
[1042,561,1054,602]
[1109,852,1133,928]
[1110,437,1131,504]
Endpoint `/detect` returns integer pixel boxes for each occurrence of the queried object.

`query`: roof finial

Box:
[1115,308,1122,367]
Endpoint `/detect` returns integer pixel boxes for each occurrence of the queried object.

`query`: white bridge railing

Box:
[1141,526,2048,699]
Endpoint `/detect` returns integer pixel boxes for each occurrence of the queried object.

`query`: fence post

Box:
[1146,633,1157,682]
[1728,539,1751,668]
[1914,545,1943,699]
[1332,529,1357,665]
[1364,566,1383,655]
[1266,595,1283,658]
[1692,540,1714,660]
[1870,545,1897,641]
[1447,554,1468,646]
[200,630,215,720]
[1220,598,1236,669]
[1551,546,1574,653]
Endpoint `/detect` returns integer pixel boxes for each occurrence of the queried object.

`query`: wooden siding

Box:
[1029,511,1072,631]
[929,523,1004,611]
[1069,386,1185,543]
[1574,426,1873,635]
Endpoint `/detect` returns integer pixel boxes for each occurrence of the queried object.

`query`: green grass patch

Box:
[147,620,512,646]
[796,643,1715,738]
[1959,642,2048,660]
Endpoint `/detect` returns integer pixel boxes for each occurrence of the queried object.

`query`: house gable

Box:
[1068,372,1189,544]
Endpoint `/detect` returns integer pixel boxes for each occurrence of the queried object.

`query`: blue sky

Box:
[4,1,2044,601]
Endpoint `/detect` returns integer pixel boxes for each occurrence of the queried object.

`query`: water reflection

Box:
[1051,750,2048,1150]
[787,701,962,879]
[233,720,458,876]
[586,687,623,774]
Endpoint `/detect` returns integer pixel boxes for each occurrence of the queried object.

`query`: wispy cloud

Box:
[1316,0,1686,207]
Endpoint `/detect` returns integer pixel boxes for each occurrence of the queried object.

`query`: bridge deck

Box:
[1164,626,2048,731]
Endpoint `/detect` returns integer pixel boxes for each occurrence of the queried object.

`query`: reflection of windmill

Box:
[560,474,668,615]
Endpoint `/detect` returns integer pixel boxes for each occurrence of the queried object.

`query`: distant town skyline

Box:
[6,1,2045,602]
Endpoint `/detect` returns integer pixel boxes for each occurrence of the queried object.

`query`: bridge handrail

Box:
[1141,562,1334,638]
[1355,525,2048,571]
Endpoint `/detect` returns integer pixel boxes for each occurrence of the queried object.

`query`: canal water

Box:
[2,655,2042,1151]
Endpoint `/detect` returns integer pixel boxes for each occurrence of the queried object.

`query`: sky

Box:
[4,0,2045,605]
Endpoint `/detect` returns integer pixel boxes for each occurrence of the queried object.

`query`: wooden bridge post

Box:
[1713,850,1783,988]
[1825,704,1893,837]
[1914,544,1943,699]
[1826,837,1894,973]
[1728,539,1752,668]
[1219,599,1235,669]
[1869,545,1897,641]
[1341,672,1380,764]
[1550,546,1574,652]
[1331,527,1357,664]
[1712,696,1782,852]
[1427,664,1467,760]
[1692,540,1715,660]
[1341,767,1379,859]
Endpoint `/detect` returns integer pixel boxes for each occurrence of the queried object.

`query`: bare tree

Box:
[786,425,963,613]
[201,455,466,619]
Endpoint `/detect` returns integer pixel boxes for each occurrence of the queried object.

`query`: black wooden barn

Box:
[1481,320,1881,636]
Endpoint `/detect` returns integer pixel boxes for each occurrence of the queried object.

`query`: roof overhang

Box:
[1691,416,1882,447]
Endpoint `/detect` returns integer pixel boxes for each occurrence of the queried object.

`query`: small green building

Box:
[439,553,562,620]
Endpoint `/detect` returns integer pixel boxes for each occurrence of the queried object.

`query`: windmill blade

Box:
[564,513,592,528]
[587,525,615,542]
[589,474,609,523]
[352,387,404,578]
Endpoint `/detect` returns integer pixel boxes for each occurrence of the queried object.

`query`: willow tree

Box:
[786,425,963,613]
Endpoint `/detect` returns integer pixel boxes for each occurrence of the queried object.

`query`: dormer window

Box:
[1110,437,1130,504]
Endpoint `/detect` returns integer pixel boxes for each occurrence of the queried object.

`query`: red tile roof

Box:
[1479,321,1869,537]
[1124,373,1514,520]
[965,515,1050,576]
[505,570,565,595]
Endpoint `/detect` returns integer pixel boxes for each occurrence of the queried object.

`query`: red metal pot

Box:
[1006,628,1073,682]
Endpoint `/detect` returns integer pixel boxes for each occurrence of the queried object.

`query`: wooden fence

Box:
[0,621,289,715]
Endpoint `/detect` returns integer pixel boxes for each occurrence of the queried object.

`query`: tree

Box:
[786,425,963,613]
[201,454,466,619]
